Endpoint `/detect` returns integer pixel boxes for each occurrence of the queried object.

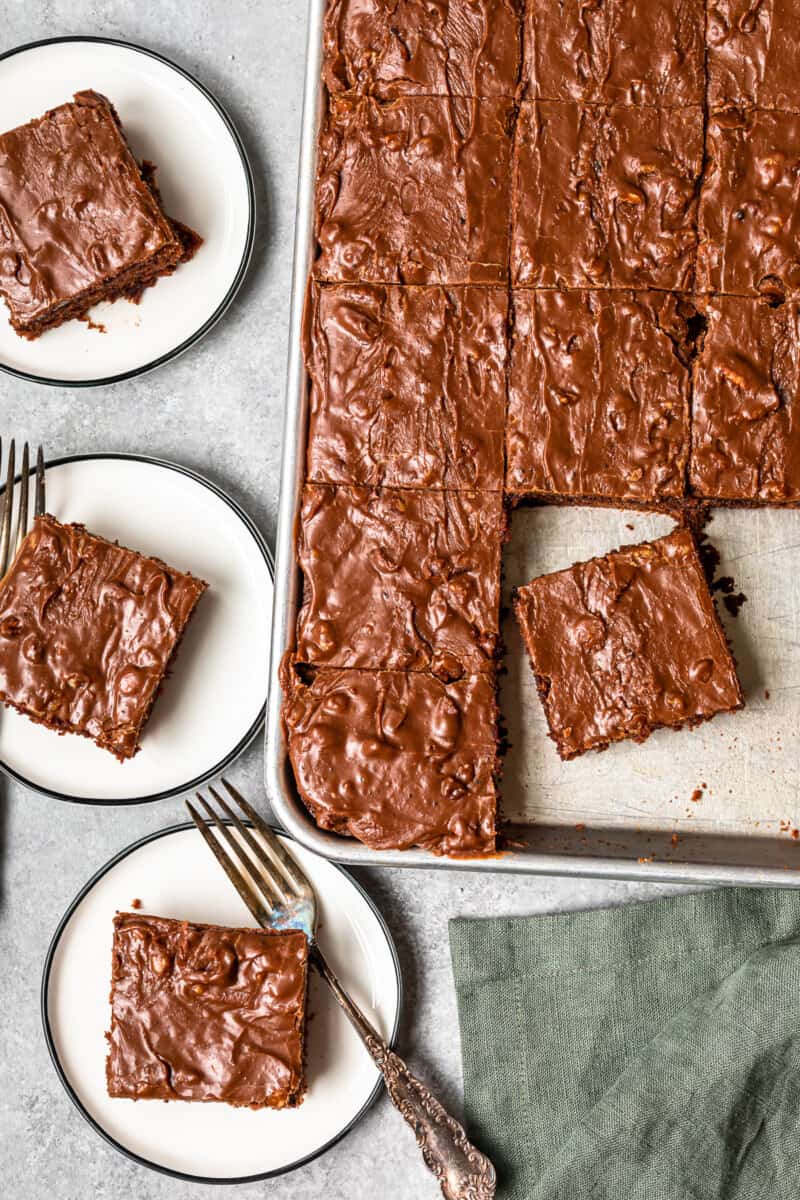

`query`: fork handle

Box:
[310,945,496,1200]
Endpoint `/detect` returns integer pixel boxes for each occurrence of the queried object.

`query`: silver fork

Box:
[0,440,46,577]
[187,780,497,1200]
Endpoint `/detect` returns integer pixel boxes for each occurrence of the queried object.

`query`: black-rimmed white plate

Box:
[42,822,401,1184]
[0,454,272,803]
[0,37,254,387]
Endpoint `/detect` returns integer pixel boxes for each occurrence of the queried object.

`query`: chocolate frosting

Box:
[523,0,705,105]
[708,0,800,111]
[507,289,692,501]
[323,0,522,98]
[0,90,178,328]
[296,484,504,677]
[0,515,206,760]
[314,94,513,284]
[514,529,744,760]
[282,665,497,854]
[106,914,308,1108]
[511,102,703,290]
[697,107,800,300]
[305,282,507,491]
[691,295,800,501]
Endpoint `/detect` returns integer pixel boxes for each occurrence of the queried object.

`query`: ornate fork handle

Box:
[311,945,496,1200]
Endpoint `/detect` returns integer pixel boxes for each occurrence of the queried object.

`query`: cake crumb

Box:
[671,833,680,846]
[130,898,142,909]
[574,822,586,832]
[765,689,770,700]
[690,788,703,802]
[709,566,747,618]
[723,592,747,617]
[78,313,107,334]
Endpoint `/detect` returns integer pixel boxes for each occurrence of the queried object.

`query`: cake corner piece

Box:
[281,660,499,857]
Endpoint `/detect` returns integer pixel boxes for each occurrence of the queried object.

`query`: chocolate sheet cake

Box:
[514,530,744,760]
[507,289,692,505]
[697,107,800,301]
[282,664,498,855]
[295,483,504,676]
[0,90,200,338]
[314,93,513,285]
[690,295,800,503]
[305,283,507,491]
[522,0,705,106]
[106,913,308,1108]
[707,0,800,112]
[511,101,704,291]
[0,515,206,760]
[281,0,800,855]
[323,0,522,100]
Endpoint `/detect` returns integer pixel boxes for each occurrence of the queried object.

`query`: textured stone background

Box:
[0,4,687,1197]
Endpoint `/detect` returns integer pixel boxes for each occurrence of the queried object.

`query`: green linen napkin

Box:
[450,888,800,1200]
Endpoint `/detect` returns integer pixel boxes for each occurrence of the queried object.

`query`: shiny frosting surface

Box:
[0,90,178,326]
[0,515,206,759]
[323,0,522,98]
[511,101,703,290]
[514,529,743,760]
[106,914,308,1107]
[523,0,705,105]
[296,484,504,676]
[282,665,497,854]
[507,289,691,501]
[691,295,800,501]
[305,282,507,491]
[697,106,800,299]
[314,94,513,284]
[708,0,800,110]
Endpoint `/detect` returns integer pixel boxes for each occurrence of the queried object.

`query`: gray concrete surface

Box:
[0,4,691,1197]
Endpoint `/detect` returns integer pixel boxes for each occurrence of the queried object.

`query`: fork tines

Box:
[0,440,45,577]
[186,778,313,932]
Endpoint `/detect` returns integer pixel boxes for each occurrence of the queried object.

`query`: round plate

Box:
[42,822,402,1184]
[0,37,254,387]
[0,454,272,803]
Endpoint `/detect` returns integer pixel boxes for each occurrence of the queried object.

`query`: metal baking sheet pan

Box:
[265,0,800,885]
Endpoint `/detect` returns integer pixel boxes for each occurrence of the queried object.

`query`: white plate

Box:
[0,37,254,386]
[0,454,272,803]
[42,823,402,1184]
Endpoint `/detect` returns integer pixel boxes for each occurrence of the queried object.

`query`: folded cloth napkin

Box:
[450,888,800,1200]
